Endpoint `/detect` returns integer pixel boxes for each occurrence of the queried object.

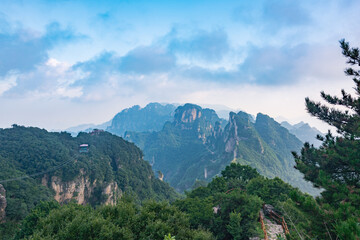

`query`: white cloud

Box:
[0,71,18,95]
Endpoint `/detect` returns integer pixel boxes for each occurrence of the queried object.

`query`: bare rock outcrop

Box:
[0,184,6,222]
[42,170,121,205]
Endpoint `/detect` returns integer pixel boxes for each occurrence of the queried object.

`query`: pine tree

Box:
[293,39,360,239]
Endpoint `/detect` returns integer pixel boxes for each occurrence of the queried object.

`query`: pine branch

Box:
[340,39,360,66]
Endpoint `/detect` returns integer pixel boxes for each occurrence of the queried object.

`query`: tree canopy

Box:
[294,39,360,239]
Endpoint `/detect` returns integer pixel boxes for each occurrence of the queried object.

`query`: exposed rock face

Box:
[0,184,6,222]
[51,174,93,204]
[174,103,226,142]
[42,170,120,205]
[224,112,240,153]
[158,171,164,181]
[103,182,121,205]
[174,104,203,128]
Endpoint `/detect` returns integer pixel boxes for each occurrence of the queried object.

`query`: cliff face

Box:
[0,184,6,222]
[173,103,227,142]
[41,171,121,206]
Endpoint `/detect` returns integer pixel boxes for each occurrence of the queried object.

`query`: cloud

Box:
[168,28,230,63]
[0,71,18,95]
[0,20,83,76]
[175,44,310,85]
[65,30,314,102]
[237,44,309,85]
[0,23,344,103]
[2,58,86,98]
[120,46,176,73]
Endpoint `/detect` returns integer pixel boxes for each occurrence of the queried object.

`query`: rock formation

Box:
[0,184,6,222]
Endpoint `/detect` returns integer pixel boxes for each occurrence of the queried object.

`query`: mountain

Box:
[125,104,318,195]
[0,125,178,225]
[281,121,323,147]
[65,121,111,136]
[64,102,176,137]
[106,103,177,137]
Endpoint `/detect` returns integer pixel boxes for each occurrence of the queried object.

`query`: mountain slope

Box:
[0,125,178,224]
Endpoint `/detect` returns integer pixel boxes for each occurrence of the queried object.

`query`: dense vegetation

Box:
[292,39,360,239]
[0,126,178,238]
[14,163,322,240]
[14,197,214,240]
[174,163,324,240]
[126,104,317,195]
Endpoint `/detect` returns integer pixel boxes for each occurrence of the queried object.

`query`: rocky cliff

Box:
[41,171,121,206]
[0,184,6,222]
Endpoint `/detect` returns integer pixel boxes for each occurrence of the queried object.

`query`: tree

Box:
[293,39,360,239]
[221,163,260,182]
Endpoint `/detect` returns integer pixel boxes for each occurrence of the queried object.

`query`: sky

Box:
[0,0,359,131]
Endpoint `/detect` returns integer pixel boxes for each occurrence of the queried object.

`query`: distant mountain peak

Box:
[280,121,323,147]
[174,104,203,125]
[107,102,177,136]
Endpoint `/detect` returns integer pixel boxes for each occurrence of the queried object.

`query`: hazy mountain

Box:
[65,121,111,136]
[64,102,176,137]
[281,121,323,147]
[125,104,318,195]
[106,103,177,137]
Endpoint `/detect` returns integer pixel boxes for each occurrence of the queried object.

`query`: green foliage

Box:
[0,126,179,238]
[175,163,334,240]
[14,201,60,240]
[176,163,281,240]
[293,39,360,239]
[164,233,176,240]
[221,163,260,182]
[246,177,295,205]
[17,198,214,240]
[226,211,242,240]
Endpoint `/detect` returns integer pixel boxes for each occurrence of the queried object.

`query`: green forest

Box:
[0,40,359,239]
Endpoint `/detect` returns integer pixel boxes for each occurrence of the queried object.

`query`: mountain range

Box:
[124,104,319,195]
[64,102,323,194]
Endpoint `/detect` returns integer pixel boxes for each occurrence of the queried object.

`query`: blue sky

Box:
[0,0,359,131]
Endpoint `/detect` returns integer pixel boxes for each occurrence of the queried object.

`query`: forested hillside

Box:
[14,163,330,240]
[0,126,177,238]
